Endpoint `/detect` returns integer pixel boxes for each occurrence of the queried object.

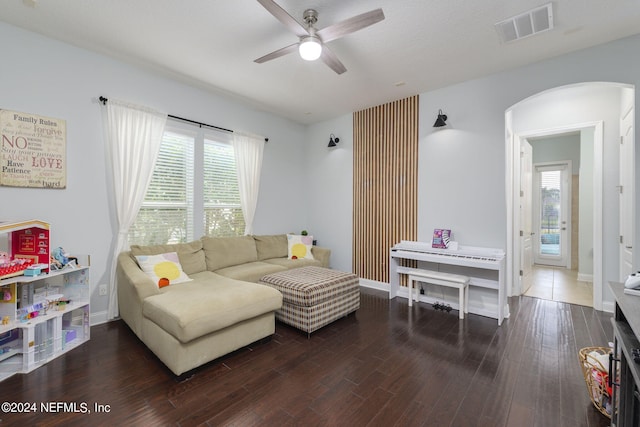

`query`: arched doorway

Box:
[506,82,634,311]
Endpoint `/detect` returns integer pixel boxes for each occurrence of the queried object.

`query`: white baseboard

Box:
[577,273,593,282]
[359,278,389,293]
[90,310,109,326]
[601,300,615,313]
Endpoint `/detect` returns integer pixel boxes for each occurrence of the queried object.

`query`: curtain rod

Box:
[99,96,268,142]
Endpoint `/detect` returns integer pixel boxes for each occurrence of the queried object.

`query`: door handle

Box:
[561,227,566,231]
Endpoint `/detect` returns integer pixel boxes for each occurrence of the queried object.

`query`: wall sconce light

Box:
[433,109,448,127]
[328,134,340,147]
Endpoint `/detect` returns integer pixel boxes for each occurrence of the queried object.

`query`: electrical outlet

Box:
[99,284,107,296]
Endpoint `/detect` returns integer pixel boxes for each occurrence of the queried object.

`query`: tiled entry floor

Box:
[524,265,593,307]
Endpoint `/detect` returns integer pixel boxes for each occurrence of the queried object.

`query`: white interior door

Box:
[520,140,534,294]
[620,102,635,279]
[534,162,571,267]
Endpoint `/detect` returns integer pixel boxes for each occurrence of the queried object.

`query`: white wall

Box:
[529,134,581,173]
[306,115,353,273]
[308,35,640,312]
[0,22,307,323]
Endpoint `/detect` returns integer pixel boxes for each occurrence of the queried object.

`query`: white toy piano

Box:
[390,240,509,325]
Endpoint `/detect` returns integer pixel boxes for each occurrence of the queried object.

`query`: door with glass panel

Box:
[533,162,571,267]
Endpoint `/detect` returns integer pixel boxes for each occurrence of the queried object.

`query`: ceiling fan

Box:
[254,0,385,74]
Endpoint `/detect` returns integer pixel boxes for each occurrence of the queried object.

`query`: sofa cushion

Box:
[287,234,315,260]
[215,261,287,283]
[202,235,258,271]
[130,240,206,275]
[262,257,322,269]
[253,234,288,260]
[134,252,192,287]
[143,272,282,343]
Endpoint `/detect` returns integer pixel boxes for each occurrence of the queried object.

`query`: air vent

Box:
[495,3,554,43]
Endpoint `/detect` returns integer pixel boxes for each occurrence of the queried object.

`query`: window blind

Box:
[129,131,194,245]
[203,138,245,237]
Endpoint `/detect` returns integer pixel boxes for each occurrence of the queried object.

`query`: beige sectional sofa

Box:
[117,234,330,375]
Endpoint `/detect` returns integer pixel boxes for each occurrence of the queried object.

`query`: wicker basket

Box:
[578,346,613,418]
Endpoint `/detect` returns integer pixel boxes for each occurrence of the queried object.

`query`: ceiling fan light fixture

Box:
[255,2,384,73]
[299,36,322,61]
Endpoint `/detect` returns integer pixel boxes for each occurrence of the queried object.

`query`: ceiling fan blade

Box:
[316,9,385,43]
[254,43,299,63]
[257,0,308,38]
[321,46,347,75]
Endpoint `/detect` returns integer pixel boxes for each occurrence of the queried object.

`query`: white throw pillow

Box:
[135,252,192,287]
[287,234,315,260]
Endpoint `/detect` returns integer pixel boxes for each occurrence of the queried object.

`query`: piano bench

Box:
[407,270,470,319]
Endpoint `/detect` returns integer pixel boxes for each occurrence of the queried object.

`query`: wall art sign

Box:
[0,109,66,189]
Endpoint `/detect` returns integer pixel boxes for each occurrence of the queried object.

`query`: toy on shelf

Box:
[0,251,35,279]
[0,220,50,279]
[55,299,68,311]
[50,247,78,271]
[24,264,48,277]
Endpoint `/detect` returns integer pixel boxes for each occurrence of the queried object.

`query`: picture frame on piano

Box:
[432,229,451,249]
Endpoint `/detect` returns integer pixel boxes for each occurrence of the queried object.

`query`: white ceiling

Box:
[2,0,640,124]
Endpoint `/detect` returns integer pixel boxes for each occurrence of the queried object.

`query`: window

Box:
[203,138,245,237]
[128,124,245,246]
[538,169,561,255]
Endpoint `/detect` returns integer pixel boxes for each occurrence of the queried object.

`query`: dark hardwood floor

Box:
[0,288,612,427]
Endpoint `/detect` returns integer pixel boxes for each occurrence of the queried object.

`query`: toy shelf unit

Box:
[0,265,90,381]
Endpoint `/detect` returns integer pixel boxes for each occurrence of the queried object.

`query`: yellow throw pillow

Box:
[287,234,314,260]
[134,252,192,287]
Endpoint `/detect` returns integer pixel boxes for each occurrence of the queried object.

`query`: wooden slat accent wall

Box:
[353,95,419,283]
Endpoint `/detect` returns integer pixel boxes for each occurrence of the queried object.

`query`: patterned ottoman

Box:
[260,266,360,335]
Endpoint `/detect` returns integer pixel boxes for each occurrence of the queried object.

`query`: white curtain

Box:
[104,99,167,320]
[232,132,265,235]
